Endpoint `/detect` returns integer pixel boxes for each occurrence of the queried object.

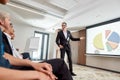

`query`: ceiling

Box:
[0,0,120,32]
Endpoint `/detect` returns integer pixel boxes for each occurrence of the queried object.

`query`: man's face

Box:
[62,23,67,30]
[3,18,13,34]
[0,17,10,31]
[1,17,14,35]
[2,18,15,39]
[10,23,15,40]
[4,17,11,29]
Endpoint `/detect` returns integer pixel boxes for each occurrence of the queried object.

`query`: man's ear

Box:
[0,21,5,32]
[0,20,4,26]
[0,21,1,24]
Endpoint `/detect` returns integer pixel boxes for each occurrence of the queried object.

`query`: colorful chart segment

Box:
[93,30,120,51]
[93,33,104,50]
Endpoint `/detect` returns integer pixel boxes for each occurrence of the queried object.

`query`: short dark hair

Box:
[62,22,67,26]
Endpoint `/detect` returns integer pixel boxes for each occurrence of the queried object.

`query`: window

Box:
[31,31,49,60]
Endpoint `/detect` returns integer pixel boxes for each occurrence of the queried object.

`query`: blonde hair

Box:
[0,11,9,21]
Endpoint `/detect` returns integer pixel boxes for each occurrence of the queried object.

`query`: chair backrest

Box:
[21,52,31,60]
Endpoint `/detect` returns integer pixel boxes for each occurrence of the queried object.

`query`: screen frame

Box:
[86,17,120,56]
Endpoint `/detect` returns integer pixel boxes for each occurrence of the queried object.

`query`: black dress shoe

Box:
[71,72,77,76]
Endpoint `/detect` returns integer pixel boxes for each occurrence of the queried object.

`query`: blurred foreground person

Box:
[0,0,9,4]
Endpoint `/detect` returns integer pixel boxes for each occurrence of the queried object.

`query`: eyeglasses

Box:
[62,24,67,26]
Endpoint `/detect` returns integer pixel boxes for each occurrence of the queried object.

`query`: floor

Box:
[72,64,120,80]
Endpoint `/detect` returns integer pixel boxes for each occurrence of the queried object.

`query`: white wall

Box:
[48,33,57,59]
[70,31,80,64]
[86,55,120,72]
[12,23,34,53]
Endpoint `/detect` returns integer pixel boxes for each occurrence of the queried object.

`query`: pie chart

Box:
[93,30,120,51]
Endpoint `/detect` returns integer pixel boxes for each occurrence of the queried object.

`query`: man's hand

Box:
[36,71,57,80]
[59,45,63,48]
[31,62,57,80]
[32,62,52,72]
[80,36,85,40]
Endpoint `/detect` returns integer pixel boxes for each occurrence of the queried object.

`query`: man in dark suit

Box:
[2,32,13,55]
[2,22,24,59]
[56,22,85,76]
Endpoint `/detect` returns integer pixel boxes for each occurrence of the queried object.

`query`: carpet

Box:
[72,64,120,80]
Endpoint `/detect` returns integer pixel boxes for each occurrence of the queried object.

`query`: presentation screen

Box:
[86,18,120,56]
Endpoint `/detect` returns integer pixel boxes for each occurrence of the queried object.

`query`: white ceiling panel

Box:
[0,0,120,32]
[45,0,77,10]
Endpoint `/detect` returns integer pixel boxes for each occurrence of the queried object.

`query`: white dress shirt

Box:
[4,32,23,59]
[63,31,67,39]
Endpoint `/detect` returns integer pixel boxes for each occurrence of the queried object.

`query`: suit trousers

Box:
[60,46,73,73]
[11,59,73,80]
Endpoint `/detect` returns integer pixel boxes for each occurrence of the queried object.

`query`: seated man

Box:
[0,11,73,80]
[1,28,55,80]
[2,23,24,59]
[3,23,31,59]
[1,1,46,80]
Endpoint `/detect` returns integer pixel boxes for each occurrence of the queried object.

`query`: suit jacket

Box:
[2,33,30,59]
[0,29,4,55]
[56,30,80,48]
[2,32,13,55]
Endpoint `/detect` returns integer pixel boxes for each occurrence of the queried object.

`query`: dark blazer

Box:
[2,32,13,55]
[0,29,4,55]
[2,33,31,59]
[56,30,80,48]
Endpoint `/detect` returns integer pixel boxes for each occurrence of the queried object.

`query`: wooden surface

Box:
[77,29,86,65]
